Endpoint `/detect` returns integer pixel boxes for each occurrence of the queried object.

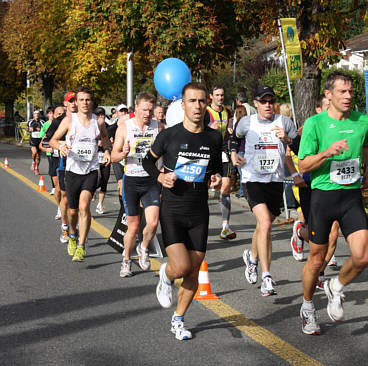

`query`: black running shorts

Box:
[243,181,283,217]
[58,169,66,191]
[159,200,209,252]
[65,170,98,209]
[30,138,41,149]
[98,164,111,192]
[309,188,368,244]
[112,162,124,181]
[48,156,59,177]
[122,175,161,216]
[299,182,312,225]
[221,162,231,178]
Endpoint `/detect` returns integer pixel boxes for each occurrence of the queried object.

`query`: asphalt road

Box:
[1,142,368,366]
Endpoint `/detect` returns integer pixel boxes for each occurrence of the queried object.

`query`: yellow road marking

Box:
[1,162,324,366]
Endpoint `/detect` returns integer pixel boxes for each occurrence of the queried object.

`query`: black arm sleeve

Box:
[229,120,242,152]
[204,110,211,128]
[142,150,161,180]
[288,134,301,155]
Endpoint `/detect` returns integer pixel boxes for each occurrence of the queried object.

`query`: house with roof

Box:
[334,32,368,72]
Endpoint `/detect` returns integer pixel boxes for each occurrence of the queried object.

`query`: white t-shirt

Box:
[236,113,297,183]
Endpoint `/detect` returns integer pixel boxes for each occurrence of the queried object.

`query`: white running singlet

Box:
[66,113,100,175]
[125,118,158,177]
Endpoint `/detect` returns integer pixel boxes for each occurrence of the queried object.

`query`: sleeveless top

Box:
[206,106,230,139]
[242,113,286,183]
[66,113,100,175]
[125,118,158,177]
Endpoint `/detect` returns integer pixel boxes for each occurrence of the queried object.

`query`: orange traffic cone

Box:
[3,157,9,169]
[36,176,47,192]
[194,260,219,300]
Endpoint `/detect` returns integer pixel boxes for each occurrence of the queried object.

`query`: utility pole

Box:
[127,52,134,110]
[26,71,33,121]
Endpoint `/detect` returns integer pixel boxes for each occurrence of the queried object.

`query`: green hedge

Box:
[260,66,366,111]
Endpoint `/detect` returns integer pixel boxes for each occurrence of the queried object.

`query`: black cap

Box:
[254,85,275,100]
[94,107,106,115]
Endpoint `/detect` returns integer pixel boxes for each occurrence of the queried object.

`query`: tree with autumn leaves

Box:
[0,0,367,131]
[234,0,367,124]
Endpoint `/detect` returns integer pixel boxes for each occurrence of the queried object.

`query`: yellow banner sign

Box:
[280,18,303,80]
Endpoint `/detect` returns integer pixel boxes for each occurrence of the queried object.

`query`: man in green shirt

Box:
[298,70,368,335]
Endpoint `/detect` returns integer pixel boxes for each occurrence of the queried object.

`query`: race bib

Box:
[131,136,153,159]
[72,142,95,162]
[98,151,105,164]
[222,151,229,163]
[174,156,209,183]
[254,152,280,174]
[52,149,59,158]
[31,131,40,138]
[130,136,153,165]
[330,158,360,185]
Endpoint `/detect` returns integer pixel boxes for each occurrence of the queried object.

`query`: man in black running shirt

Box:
[143,82,222,340]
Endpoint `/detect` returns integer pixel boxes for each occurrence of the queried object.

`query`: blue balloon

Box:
[154,58,192,100]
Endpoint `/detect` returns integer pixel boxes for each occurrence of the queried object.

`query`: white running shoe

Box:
[59,227,69,244]
[50,188,55,195]
[120,260,133,278]
[55,207,61,220]
[171,314,192,340]
[96,202,104,215]
[290,220,304,261]
[261,275,277,296]
[328,254,337,266]
[243,249,258,284]
[324,278,344,322]
[300,306,320,335]
[136,242,150,271]
[156,263,173,308]
[315,274,325,291]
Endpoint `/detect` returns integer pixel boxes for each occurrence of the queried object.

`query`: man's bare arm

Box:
[111,122,129,163]
[49,116,72,157]
[298,139,348,173]
[97,116,111,166]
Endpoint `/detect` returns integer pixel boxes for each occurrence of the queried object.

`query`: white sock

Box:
[262,271,271,280]
[222,222,229,230]
[302,298,315,310]
[62,224,68,231]
[249,253,258,264]
[163,264,173,284]
[331,277,344,292]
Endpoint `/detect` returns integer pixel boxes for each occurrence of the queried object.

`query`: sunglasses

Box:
[257,99,275,105]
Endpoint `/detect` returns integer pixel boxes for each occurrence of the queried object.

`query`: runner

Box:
[298,70,368,335]
[231,85,297,296]
[142,82,222,340]
[111,92,160,277]
[110,103,129,203]
[39,107,56,193]
[45,92,76,244]
[204,85,236,240]
[39,106,65,220]
[26,110,45,175]
[94,107,111,215]
[50,86,111,262]
[286,95,338,289]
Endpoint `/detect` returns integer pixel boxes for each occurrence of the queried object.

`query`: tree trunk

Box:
[294,64,321,127]
[3,99,15,137]
[41,73,54,111]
